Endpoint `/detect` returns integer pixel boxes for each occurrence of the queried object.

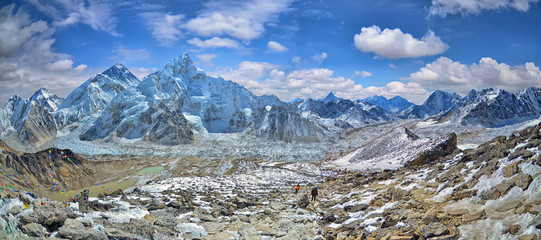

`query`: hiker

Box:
[295,184,300,194]
[311,187,318,202]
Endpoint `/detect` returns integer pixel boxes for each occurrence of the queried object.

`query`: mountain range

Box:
[2,53,541,150]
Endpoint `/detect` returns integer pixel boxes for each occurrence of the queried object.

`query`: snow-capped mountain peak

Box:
[163,53,200,80]
[30,88,51,101]
[56,64,141,126]
[100,63,140,86]
[322,92,341,102]
[399,90,462,119]
[258,94,283,107]
[29,88,63,112]
[363,95,415,114]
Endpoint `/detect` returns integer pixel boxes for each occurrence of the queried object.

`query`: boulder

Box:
[105,228,146,240]
[452,189,478,200]
[503,225,521,235]
[20,223,48,238]
[203,232,235,240]
[336,231,349,240]
[239,224,260,240]
[201,222,224,235]
[120,219,154,239]
[496,181,516,196]
[19,202,78,231]
[58,219,107,240]
[151,225,178,240]
[233,196,255,209]
[513,173,533,190]
[504,162,520,178]
[344,204,368,212]
[421,222,449,238]
[298,194,310,209]
[169,200,182,208]
[517,235,539,240]
[480,188,501,200]
[509,150,535,160]
[270,201,285,211]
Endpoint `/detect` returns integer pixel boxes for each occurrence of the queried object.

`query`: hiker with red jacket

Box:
[311,187,318,202]
[295,184,300,194]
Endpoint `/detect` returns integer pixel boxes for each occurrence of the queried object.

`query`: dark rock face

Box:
[0,142,93,194]
[80,96,194,145]
[408,133,457,167]
[1,89,62,146]
[400,90,462,119]
[257,104,332,142]
[15,104,58,145]
[461,88,541,127]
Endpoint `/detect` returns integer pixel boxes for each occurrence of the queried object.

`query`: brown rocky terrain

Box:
[0,141,97,197]
[0,123,540,239]
[319,124,541,240]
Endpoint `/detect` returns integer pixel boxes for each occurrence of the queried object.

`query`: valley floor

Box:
[2,124,541,239]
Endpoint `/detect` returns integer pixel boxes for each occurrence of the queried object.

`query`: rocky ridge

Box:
[0,141,95,197]
[320,123,541,240]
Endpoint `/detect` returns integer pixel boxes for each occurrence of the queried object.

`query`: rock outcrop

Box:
[0,142,94,196]
[320,123,541,240]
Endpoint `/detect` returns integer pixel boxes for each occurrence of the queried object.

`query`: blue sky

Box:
[1,0,540,104]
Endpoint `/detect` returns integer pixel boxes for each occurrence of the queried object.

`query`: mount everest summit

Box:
[2,53,541,152]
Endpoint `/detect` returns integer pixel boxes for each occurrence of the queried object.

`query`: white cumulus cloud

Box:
[0,4,48,57]
[75,64,87,71]
[404,56,541,94]
[28,0,121,36]
[46,59,74,72]
[355,71,372,78]
[429,0,539,17]
[312,52,327,63]
[0,4,93,104]
[183,0,293,41]
[211,61,429,104]
[196,54,218,66]
[291,56,301,64]
[267,41,288,52]
[188,37,240,49]
[140,11,184,46]
[354,25,448,59]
